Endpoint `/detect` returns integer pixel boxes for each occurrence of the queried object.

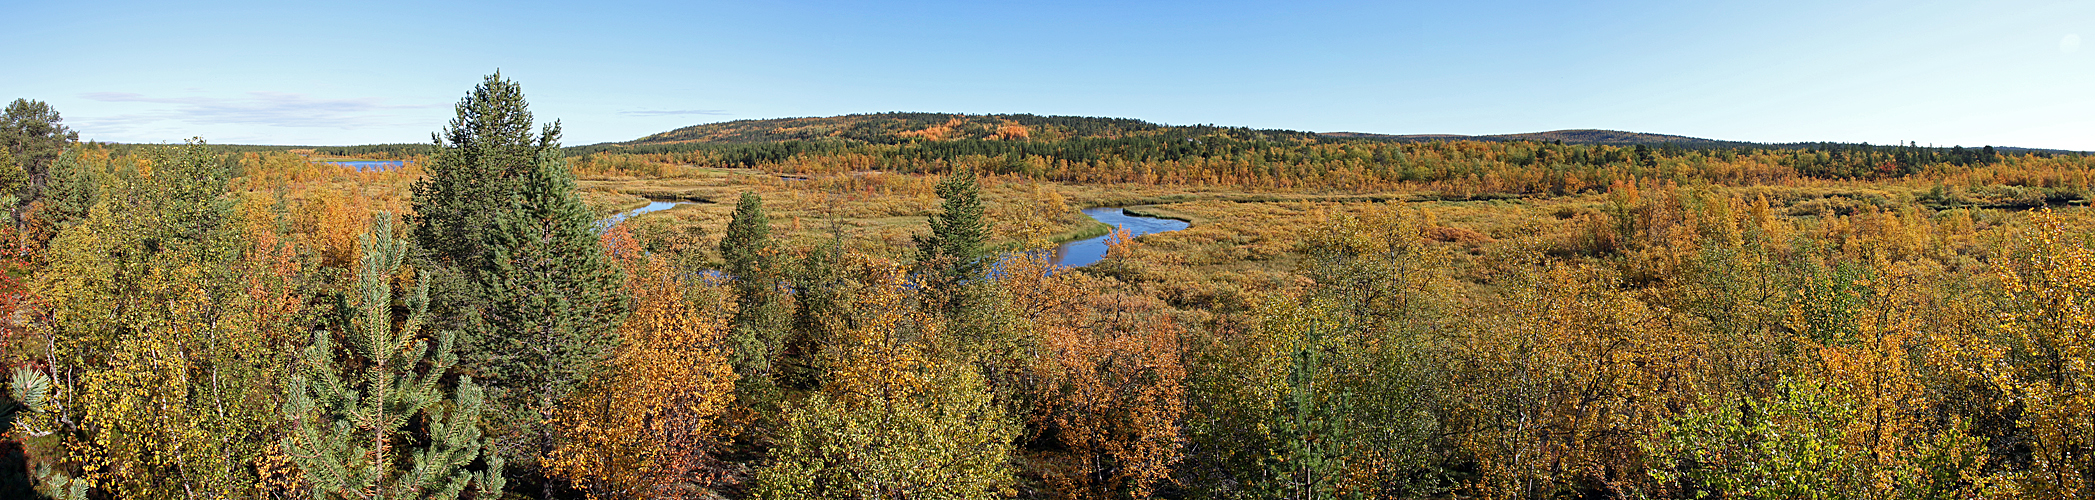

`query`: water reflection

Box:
[1050,208,1190,268]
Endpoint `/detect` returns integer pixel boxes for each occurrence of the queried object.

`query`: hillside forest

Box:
[4,74,2095,499]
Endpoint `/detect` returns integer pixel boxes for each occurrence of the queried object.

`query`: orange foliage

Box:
[1005,254,1187,498]
[295,187,376,268]
[548,225,737,499]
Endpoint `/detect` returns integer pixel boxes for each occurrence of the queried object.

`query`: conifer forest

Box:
[11,73,2095,499]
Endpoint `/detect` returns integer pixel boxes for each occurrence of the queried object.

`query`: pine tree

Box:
[476,136,630,472]
[0,99,78,211]
[408,73,630,498]
[29,148,96,243]
[410,73,541,277]
[281,213,504,500]
[721,191,773,282]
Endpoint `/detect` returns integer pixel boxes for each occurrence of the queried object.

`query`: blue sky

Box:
[5,0,2091,150]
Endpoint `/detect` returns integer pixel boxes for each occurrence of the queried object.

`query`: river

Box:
[599,202,1190,269]
[322,160,408,172]
[599,200,684,229]
[1049,208,1190,268]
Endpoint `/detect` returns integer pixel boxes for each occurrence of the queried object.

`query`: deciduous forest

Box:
[5,74,2095,499]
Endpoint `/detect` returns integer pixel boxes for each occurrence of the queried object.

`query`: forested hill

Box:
[607,113,1735,149]
[595,112,2078,154]
[1322,129,1760,149]
[612,112,1322,146]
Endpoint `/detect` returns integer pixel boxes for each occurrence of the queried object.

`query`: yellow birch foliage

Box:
[549,225,737,499]
[1974,208,2095,496]
[1791,257,1990,496]
[32,146,306,498]
[295,186,376,269]
[1452,263,1691,497]
[755,257,1019,499]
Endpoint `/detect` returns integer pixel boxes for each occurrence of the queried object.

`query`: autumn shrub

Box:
[547,225,738,499]
[1017,261,1187,499]
[1963,209,2095,496]
[753,259,1019,499]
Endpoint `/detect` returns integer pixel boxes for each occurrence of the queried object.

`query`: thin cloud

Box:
[78,91,437,130]
[619,109,730,117]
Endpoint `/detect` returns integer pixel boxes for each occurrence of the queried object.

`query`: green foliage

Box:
[755,367,1018,499]
[0,148,25,207]
[6,368,86,500]
[281,213,504,500]
[915,170,988,281]
[31,148,100,238]
[409,73,631,495]
[720,191,790,403]
[411,73,544,270]
[0,98,79,208]
[475,135,631,405]
[722,191,775,280]
[1645,379,1864,499]
[781,234,850,391]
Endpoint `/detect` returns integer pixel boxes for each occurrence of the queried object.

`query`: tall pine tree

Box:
[408,73,629,499]
[0,99,78,216]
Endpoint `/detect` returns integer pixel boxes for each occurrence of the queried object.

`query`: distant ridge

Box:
[596,112,2080,154]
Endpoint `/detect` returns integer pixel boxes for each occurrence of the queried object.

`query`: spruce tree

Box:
[281,213,504,500]
[782,227,851,391]
[912,169,1032,411]
[719,191,789,403]
[409,73,629,498]
[914,170,988,287]
[913,169,998,337]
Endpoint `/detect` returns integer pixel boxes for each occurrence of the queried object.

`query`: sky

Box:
[4,0,2091,150]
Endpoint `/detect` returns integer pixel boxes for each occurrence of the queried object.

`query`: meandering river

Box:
[1049,208,1190,268]
[599,200,684,228]
[323,160,408,172]
[599,202,1190,268]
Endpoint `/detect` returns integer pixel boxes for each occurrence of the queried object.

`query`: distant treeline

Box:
[560,113,2084,195]
[107,142,436,158]
[565,134,2094,205]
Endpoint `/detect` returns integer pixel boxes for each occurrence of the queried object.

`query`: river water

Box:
[598,202,1190,269]
[323,160,407,172]
[599,201,683,229]
[1049,208,1191,268]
